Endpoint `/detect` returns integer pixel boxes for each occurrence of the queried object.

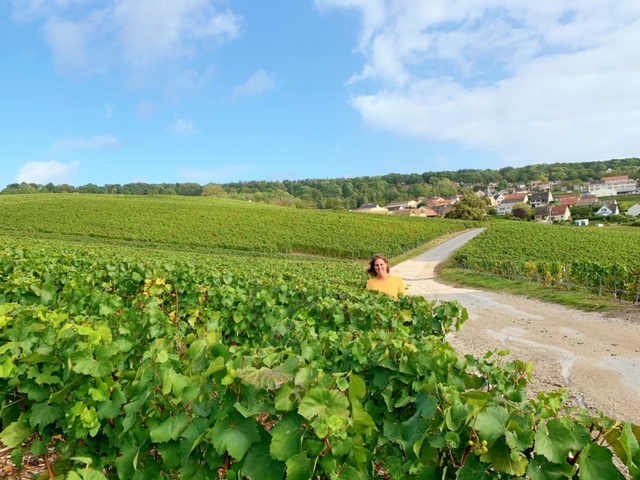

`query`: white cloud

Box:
[232,70,277,98]
[14,0,242,82]
[51,135,123,151]
[169,118,196,137]
[319,1,640,165]
[16,160,80,184]
[179,165,256,182]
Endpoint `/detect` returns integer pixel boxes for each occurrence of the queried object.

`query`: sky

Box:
[2,0,640,188]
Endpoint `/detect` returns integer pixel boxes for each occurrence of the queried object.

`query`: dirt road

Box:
[393,229,640,424]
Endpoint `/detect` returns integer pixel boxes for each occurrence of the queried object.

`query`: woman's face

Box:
[373,258,388,277]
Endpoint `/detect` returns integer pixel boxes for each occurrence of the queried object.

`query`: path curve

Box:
[392,229,640,424]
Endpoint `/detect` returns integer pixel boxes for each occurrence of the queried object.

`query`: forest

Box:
[2,157,639,210]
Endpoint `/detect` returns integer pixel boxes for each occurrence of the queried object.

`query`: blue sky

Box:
[2,1,639,188]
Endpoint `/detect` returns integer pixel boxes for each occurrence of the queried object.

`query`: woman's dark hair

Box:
[366,254,390,277]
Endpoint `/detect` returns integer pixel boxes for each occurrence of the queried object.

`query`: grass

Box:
[437,262,630,313]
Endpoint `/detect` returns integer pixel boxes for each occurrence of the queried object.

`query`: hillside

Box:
[0,194,479,259]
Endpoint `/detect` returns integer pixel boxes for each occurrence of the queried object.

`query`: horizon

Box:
[2,2,640,188]
[2,156,639,191]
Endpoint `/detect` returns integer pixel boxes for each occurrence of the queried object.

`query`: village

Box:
[354,174,640,224]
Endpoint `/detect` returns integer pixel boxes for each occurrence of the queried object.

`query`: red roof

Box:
[550,205,570,216]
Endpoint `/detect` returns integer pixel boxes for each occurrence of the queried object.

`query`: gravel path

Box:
[393,229,640,424]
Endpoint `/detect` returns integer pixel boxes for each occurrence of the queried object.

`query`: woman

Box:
[365,254,406,298]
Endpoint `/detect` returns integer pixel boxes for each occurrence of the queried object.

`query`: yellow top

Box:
[366,274,406,298]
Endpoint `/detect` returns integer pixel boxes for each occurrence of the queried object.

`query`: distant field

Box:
[453,221,640,266]
[0,194,478,259]
[450,221,640,300]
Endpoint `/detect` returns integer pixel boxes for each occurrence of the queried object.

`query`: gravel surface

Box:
[393,228,640,424]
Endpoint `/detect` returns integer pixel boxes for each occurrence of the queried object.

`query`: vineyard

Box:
[451,222,640,301]
[0,194,478,259]
[1,196,640,479]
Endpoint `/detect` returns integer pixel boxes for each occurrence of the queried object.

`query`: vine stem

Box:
[44,454,55,479]
[459,444,472,466]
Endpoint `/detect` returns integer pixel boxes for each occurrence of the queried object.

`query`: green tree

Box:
[202,183,227,197]
[447,191,488,220]
[511,202,533,219]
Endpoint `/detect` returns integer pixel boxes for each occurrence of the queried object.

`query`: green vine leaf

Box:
[534,419,575,464]
[298,387,350,422]
[270,413,304,461]
[456,454,492,480]
[579,443,625,480]
[210,413,261,460]
[240,442,286,480]
[479,436,528,476]
[286,452,314,480]
[475,406,509,444]
[149,412,190,443]
[526,455,573,480]
[0,420,32,448]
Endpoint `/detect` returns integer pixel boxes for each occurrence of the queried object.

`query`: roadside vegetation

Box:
[441,221,640,308]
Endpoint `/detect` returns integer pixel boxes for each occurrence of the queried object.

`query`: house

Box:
[574,219,589,226]
[595,201,619,217]
[535,206,551,222]
[559,196,579,207]
[394,207,438,217]
[385,200,418,211]
[501,193,529,205]
[576,195,599,207]
[549,205,571,222]
[497,202,516,216]
[626,204,640,217]
[529,191,554,207]
[417,206,439,217]
[530,180,552,191]
[588,175,638,196]
[355,203,389,214]
[484,195,498,207]
[432,204,453,218]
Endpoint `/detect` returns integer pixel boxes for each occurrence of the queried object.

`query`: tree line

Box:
[2,158,638,210]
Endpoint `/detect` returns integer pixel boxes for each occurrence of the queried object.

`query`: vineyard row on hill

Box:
[450,222,640,300]
[1,239,639,479]
[0,194,480,259]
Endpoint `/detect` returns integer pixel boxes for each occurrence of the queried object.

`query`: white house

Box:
[355,203,389,214]
[549,205,571,222]
[596,201,619,217]
[574,219,589,226]
[529,191,553,207]
[626,204,640,217]
[588,175,638,196]
[497,202,516,216]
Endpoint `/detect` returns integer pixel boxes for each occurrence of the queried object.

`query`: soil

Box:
[393,229,640,424]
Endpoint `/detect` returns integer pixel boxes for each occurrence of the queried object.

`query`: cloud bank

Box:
[13,0,242,86]
[16,160,81,184]
[316,0,640,166]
